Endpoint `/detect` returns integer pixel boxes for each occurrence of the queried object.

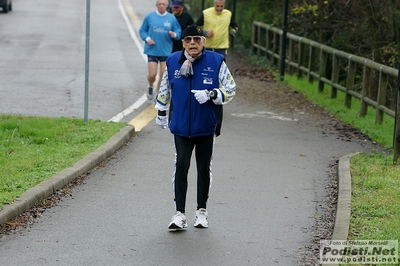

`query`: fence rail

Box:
[252,21,398,123]
[252,21,400,162]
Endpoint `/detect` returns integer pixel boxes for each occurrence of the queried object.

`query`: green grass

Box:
[350,153,400,241]
[282,74,400,265]
[0,115,126,209]
[282,75,394,150]
[348,153,400,265]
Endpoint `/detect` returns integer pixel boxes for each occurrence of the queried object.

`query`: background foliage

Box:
[185,0,400,68]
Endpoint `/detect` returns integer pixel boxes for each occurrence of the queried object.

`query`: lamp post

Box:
[231,0,237,49]
[280,0,289,81]
[84,0,90,123]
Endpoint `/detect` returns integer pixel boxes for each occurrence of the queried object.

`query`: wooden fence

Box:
[252,21,400,162]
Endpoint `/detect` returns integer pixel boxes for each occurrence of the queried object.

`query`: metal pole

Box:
[84,0,91,123]
[393,61,400,163]
[280,0,289,81]
[231,0,237,49]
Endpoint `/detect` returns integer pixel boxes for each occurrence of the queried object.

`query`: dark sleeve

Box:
[188,14,194,25]
[230,16,238,30]
[195,12,204,26]
[183,13,194,29]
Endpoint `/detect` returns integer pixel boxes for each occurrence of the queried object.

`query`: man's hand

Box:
[191,90,210,104]
[169,31,176,38]
[156,115,168,129]
[147,38,155,45]
[229,29,236,38]
[206,30,214,38]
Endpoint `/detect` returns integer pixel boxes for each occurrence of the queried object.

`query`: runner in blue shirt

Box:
[139,0,181,100]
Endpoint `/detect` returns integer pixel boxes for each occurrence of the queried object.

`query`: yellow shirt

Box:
[202,7,232,49]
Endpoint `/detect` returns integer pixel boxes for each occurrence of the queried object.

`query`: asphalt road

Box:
[0,0,149,122]
[0,0,378,265]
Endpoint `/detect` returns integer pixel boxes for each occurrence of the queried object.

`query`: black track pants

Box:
[173,134,214,214]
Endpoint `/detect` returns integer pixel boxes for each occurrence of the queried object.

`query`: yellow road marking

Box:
[123,0,141,29]
[121,0,158,132]
[128,104,157,132]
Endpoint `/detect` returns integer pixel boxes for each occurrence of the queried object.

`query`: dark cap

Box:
[172,0,183,6]
[181,24,204,39]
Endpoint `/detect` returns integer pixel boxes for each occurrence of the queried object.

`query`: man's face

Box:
[214,0,225,14]
[156,0,168,14]
[182,36,206,58]
[172,5,183,15]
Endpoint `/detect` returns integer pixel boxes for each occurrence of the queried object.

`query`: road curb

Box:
[325,152,359,266]
[0,125,135,226]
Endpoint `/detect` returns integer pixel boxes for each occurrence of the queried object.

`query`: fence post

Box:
[308,45,316,83]
[297,39,305,79]
[288,38,296,75]
[272,32,279,67]
[360,60,371,116]
[393,62,400,164]
[376,67,388,124]
[266,27,271,63]
[257,24,261,56]
[318,46,327,92]
[330,50,339,99]
[345,58,356,109]
[252,22,256,55]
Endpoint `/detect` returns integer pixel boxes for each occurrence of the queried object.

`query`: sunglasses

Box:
[183,36,203,44]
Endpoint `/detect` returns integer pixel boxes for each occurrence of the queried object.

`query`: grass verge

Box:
[0,115,126,209]
[282,75,400,264]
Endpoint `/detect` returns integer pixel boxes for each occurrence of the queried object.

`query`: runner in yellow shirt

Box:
[195,0,238,58]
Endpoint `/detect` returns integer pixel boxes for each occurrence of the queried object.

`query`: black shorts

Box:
[147,56,168,63]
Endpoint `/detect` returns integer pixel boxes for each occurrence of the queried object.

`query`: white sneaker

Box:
[168,211,187,229]
[147,86,153,100]
[194,208,209,228]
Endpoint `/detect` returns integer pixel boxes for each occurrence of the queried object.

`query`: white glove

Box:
[156,115,168,129]
[191,90,210,104]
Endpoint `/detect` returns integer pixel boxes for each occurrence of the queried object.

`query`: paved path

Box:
[0,0,379,265]
[0,97,376,265]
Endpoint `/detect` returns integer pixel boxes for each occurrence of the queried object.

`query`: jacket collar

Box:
[178,48,205,64]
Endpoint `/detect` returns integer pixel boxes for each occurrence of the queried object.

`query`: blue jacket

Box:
[166,50,225,138]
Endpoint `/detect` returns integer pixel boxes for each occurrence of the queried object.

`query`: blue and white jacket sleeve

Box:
[155,66,171,112]
[212,61,236,105]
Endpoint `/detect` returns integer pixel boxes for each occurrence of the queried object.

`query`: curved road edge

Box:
[0,125,136,226]
[325,152,360,266]
[0,134,358,253]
